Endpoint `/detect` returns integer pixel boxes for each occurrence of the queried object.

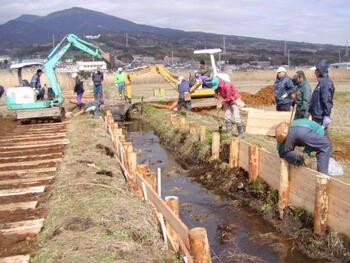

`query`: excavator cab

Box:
[191,49,230,98]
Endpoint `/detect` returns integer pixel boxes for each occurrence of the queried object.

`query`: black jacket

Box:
[74,78,84,94]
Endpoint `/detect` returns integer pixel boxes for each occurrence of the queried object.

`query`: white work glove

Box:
[281,93,288,100]
[216,102,222,109]
[235,98,246,108]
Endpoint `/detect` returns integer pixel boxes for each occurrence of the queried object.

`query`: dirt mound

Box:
[241,85,275,106]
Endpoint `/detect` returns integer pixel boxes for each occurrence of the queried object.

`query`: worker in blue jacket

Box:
[30,69,45,100]
[277,119,331,174]
[177,76,192,113]
[309,59,335,129]
[274,66,298,111]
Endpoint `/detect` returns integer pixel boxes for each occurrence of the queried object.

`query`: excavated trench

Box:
[118,117,318,263]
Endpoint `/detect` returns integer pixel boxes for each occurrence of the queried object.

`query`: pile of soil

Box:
[241,85,275,106]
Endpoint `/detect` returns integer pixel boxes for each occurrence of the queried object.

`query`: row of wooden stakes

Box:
[103,110,212,263]
[168,112,329,237]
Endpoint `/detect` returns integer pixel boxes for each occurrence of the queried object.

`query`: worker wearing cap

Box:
[211,76,244,136]
[114,67,125,100]
[72,72,84,106]
[274,67,297,111]
[30,69,45,100]
[276,119,331,174]
[92,67,104,104]
[293,70,312,119]
[309,59,335,129]
[177,76,192,114]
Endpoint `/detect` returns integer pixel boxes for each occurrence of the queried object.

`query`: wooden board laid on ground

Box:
[0,255,30,263]
[242,108,292,136]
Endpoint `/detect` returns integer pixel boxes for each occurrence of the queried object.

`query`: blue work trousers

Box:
[93,84,103,103]
[279,127,331,174]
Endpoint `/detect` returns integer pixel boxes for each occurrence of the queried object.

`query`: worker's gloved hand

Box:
[216,102,222,109]
[290,93,297,99]
[281,93,288,100]
[322,116,331,129]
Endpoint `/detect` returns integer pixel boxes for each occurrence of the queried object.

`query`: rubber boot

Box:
[237,124,244,137]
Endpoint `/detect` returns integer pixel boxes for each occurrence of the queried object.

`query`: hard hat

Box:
[276,66,287,73]
[71,72,78,78]
[275,122,289,144]
[178,76,184,84]
[118,67,123,72]
[211,76,220,90]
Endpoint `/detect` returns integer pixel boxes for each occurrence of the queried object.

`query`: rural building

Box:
[76,61,107,72]
[330,62,350,70]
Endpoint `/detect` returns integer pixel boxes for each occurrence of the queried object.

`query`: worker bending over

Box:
[293,70,312,119]
[30,69,45,100]
[211,77,245,136]
[277,119,331,174]
[274,67,297,112]
[177,76,191,114]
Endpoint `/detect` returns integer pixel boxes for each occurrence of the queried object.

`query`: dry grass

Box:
[32,115,172,263]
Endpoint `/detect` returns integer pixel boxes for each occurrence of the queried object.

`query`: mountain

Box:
[0,7,345,65]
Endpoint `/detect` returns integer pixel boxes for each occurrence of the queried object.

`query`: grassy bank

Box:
[32,114,172,262]
[143,105,350,262]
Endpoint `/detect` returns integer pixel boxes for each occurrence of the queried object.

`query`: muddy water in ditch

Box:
[123,119,319,263]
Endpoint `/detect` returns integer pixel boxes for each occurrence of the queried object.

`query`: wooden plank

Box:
[0,140,69,150]
[0,186,45,198]
[244,109,291,136]
[0,153,63,161]
[0,132,67,140]
[135,172,190,250]
[0,176,54,186]
[1,139,69,147]
[0,167,57,176]
[0,135,66,143]
[0,147,63,156]
[258,149,280,190]
[238,140,250,170]
[0,158,62,169]
[0,255,30,263]
[0,201,38,212]
[0,218,44,236]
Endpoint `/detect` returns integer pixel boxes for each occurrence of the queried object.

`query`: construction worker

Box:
[274,67,298,111]
[177,76,191,114]
[114,67,125,100]
[124,73,132,104]
[30,69,45,100]
[293,70,312,119]
[72,72,84,106]
[210,76,245,136]
[276,119,331,174]
[0,85,4,98]
[309,59,335,129]
[92,67,104,104]
[195,60,212,87]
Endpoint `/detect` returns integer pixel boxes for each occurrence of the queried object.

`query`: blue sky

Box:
[0,0,349,45]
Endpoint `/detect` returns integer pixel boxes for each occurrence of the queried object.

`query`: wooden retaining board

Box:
[258,149,280,190]
[238,140,250,170]
[243,109,291,136]
[0,218,44,236]
[0,201,38,212]
[0,167,57,176]
[0,255,30,263]
[0,186,45,198]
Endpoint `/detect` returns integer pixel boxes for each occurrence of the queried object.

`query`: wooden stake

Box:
[145,171,157,192]
[165,196,180,252]
[189,227,212,263]
[229,138,239,168]
[157,168,162,197]
[314,175,329,236]
[189,122,196,135]
[137,164,148,179]
[170,114,177,125]
[248,145,259,182]
[278,159,290,219]
[142,182,148,201]
[211,132,220,160]
[200,126,206,142]
[179,117,186,129]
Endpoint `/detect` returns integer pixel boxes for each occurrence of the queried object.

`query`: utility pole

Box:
[284,41,287,56]
[346,41,349,57]
[171,50,174,65]
[223,35,226,54]
[126,32,129,48]
[338,51,341,63]
[287,49,290,67]
[52,34,55,49]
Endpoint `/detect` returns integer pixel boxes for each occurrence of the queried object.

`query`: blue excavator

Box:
[5,34,109,123]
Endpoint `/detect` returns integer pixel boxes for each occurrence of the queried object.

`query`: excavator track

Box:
[0,120,69,262]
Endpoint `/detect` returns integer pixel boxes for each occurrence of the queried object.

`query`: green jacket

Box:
[114,72,125,85]
[295,80,312,119]
[290,118,324,136]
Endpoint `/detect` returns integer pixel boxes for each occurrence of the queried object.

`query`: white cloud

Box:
[0,0,349,45]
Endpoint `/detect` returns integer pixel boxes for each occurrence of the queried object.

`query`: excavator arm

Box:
[44,34,108,104]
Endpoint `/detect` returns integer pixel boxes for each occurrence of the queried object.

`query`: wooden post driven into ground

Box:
[278,159,290,219]
[170,114,177,125]
[314,175,329,236]
[229,138,239,168]
[179,118,186,129]
[165,196,180,252]
[200,126,206,142]
[211,132,220,160]
[248,145,259,182]
[189,228,212,263]
[189,122,196,135]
